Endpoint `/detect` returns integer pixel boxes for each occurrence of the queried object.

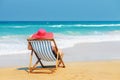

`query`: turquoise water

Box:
[1,21,120,36]
[0,21,120,55]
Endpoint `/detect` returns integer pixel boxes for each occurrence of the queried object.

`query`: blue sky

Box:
[0,0,120,21]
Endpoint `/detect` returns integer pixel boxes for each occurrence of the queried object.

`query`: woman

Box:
[28,28,64,65]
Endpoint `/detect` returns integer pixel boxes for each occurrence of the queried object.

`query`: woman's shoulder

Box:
[27,35,33,40]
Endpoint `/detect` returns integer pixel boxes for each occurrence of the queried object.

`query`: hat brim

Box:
[32,32,54,39]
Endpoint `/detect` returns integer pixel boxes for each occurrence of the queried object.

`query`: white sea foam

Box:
[74,24,120,27]
[13,26,25,28]
[49,25,63,28]
[0,34,120,56]
[54,34,120,49]
[3,25,31,29]
[0,35,29,55]
[48,24,120,28]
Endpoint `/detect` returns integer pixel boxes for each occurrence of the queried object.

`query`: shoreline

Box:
[0,41,120,67]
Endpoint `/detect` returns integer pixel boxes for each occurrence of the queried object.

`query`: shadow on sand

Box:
[17,65,56,74]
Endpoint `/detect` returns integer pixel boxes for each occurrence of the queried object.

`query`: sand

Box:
[0,41,120,80]
[0,61,120,80]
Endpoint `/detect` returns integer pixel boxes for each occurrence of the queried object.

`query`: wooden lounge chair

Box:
[27,39,65,72]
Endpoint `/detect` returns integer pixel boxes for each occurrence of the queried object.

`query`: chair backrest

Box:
[28,39,56,61]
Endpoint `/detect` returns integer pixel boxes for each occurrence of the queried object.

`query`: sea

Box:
[0,21,120,56]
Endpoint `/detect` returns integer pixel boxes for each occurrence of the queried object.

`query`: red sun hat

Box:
[31,29,54,39]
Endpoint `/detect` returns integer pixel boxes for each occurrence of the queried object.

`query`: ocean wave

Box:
[1,24,120,29]
[106,30,120,35]
[55,34,120,49]
[10,25,30,28]
[12,26,27,28]
[0,35,28,39]
[1,33,120,56]
[49,25,63,28]
[61,30,120,36]
[0,35,28,56]
[0,25,31,29]
[48,24,120,28]
[74,24,120,27]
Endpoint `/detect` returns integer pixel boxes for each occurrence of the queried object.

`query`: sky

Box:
[0,0,120,21]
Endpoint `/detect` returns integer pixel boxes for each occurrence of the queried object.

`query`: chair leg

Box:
[57,50,65,68]
[32,60,39,70]
[58,58,65,68]
[56,60,58,70]
[30,60,45,72]
[29,51,33,72]
[38,59,45,68]
[61,59,65,68]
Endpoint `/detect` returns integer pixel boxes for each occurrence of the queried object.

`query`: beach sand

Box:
[0,41,120,80]
[0,61,120,80]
